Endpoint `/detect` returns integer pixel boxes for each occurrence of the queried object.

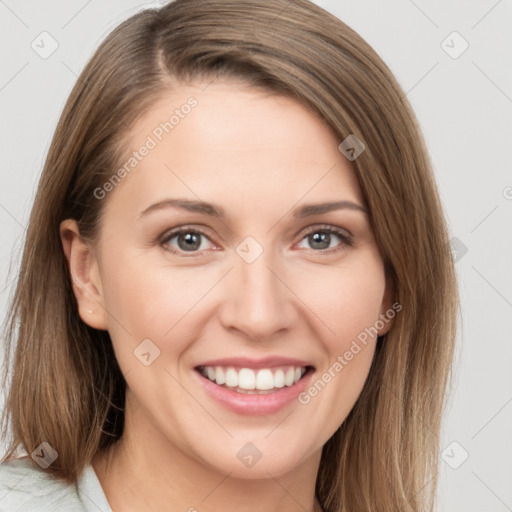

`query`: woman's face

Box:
[72,79,393,478]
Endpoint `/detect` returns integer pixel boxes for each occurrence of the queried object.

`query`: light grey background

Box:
[1,1,511,511]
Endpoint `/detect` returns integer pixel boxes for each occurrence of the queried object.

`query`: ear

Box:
[59,219,108,330]
[377,275,397,336]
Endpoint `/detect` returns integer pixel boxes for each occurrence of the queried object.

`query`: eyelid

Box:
[296,223,352,240]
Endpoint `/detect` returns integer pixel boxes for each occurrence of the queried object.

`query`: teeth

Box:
[256,369,274,390]
[215,367,226,385]
[225,368,238,387]
[284,368,295,386]
[199,365,307,391]
[239,368,256,390]
[274,369,285,388]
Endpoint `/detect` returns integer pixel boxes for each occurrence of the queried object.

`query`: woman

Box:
[0,0,458,511]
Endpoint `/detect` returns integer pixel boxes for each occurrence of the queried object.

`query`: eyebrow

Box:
[138,198,368,219]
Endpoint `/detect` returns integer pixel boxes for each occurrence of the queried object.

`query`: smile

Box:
[194,359,315,415]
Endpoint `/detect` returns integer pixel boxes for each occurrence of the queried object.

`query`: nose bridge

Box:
[239,243,279,306]
[221,235,294,339]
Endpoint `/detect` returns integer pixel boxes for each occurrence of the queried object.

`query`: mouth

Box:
[195,364,314,394]
[193,359,315,415]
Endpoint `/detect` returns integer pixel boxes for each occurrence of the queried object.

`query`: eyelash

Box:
[159,224,353,257]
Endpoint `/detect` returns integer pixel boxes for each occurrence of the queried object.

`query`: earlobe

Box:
[59,219,108,330]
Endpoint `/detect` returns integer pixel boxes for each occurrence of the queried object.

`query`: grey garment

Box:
[0,456,112,512]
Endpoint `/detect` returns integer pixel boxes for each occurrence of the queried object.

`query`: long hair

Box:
[1,1,458,510]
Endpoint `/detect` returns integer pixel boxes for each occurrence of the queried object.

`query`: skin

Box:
[60,79,394,512]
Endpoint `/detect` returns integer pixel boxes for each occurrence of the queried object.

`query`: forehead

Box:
[103,79,364,219]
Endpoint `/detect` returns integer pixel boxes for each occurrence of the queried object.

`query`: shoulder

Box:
[0,456,82,512]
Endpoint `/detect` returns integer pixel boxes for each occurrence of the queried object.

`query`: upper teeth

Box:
[200,366,306,391]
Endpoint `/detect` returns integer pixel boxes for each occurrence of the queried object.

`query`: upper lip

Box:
[195,356,314,370]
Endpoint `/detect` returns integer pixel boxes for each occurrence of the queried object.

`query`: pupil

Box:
[179,232,200,251]
[310,232,329,250]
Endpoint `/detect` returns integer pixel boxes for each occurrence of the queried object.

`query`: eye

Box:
[296,225,353,254]
[159,224,353,257]
[160,227,216,256]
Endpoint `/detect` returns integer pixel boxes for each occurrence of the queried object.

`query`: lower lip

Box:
[194,368,314,415]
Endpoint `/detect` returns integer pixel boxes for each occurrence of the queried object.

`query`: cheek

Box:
[99,244,187,327]
[291,259,386,440]
[297,256,386,348]
[98,246,211,362]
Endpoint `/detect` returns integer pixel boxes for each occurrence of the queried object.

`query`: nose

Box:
[218,245,298,342]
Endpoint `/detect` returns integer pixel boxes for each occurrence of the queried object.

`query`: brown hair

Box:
[1,1,458,510]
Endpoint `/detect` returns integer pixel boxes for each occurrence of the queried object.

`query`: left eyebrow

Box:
[292,200,368,218]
